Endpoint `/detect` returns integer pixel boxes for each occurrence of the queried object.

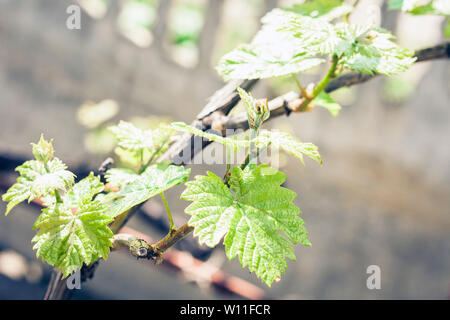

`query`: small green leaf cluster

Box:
[216,1,417,118]
[218,3,415,80]
[106,120,191,219]
[2,135,75,216]
[2,125,190,277]
[2,136,112,277]
[109,120,174,169]
[32,174,114,278]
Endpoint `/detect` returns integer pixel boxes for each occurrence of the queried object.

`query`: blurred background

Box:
[0,0,449,299]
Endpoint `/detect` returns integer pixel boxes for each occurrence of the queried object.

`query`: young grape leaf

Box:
[167,122,251,150]
[181,164,310,286]
[255,130,322,165]
[216,8,325,80]
[217,43,324,80]
[269,9,416,75]
[285,0,353,21]
[32,201,114,278]
[107,163,191,218]
[2,159,75,216]
[312,91,342,116]
[110,121,173,160]
[105,168,139,188]
[336,25,416,75]
[265,9,341,56]
[64,173,104,208]
[42,173,104,209]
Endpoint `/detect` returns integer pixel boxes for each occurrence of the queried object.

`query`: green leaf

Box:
[2,177,32,216]
[312,91,342,116]
[255,130,322,165]
[32,201,114,278]
[266,9,342,56]
[217,43,324,80]
[285,0,353,21]
[181,164,310,286]
[269,9,416,75]
[2,159,75,215]
[168,121,322,165]
[105,168,139,188]
[167,122,250,150]
[216,8,325,80]
[408,2,437,15]
[109,121,173,159]
[337,26,416,75]
[107,163,191,218]
[64,173,104,208]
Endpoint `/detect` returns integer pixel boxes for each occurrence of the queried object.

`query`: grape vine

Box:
[2,0,449,289]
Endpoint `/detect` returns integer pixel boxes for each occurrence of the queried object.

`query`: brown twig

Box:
[118,227,267,299]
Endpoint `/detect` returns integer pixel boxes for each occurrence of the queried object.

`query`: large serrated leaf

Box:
[107,163,191,218]
[216,8,325,80]
[217,43,324,80]
[181,164,310,286]
[268,9,416,75]
[266,9,341,56]
[336,25,416,75]
[32,201,114,278]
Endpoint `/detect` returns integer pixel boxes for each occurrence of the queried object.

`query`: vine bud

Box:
[31,134,54,163]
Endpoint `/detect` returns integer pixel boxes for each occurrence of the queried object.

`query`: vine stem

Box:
[54,190,62,203]
[160,192,176,232]
[291,73,310,98]
[43,160,63,203]
[153,223,194,253]
[296,55,339,112]
[140,137,170,173]
[113,224,194,259]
